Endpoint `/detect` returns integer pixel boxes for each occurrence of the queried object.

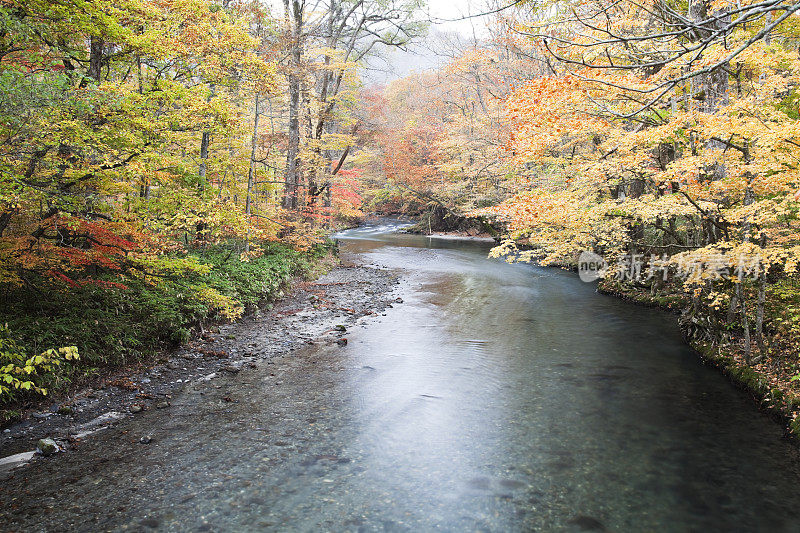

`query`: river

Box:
[3,221,800,532]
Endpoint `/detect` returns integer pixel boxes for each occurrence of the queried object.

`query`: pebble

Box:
[222,365,240,373]
[140,518,159,529]
[130,405,143,413]
[568,516,606,531]
[337,338,348,346]
[140,435,153,444]
[36,438,58,456]
[155,401,170,409]
[83,412,125,428]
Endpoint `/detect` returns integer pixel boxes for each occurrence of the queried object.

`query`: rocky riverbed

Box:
[0,261,401,479]
[5,222,800,532]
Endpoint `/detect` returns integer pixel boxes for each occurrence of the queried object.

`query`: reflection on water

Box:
[325,222,800,532]
[4,221,800,532]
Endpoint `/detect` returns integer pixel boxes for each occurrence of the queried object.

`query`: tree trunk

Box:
[245,96,260,253]
[737,269,752,362]
[89,36,104,81]
[740,176,754,361]
[755,235,767,351]
[199,131,210,188]
[282,0,303,210]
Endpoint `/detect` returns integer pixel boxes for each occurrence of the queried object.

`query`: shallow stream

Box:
[3,221,800,532]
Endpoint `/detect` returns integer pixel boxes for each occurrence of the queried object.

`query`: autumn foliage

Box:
[0,0,361,408]
[350,0,800,425]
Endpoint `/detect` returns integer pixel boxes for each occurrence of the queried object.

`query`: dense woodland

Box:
[2,0,800,430]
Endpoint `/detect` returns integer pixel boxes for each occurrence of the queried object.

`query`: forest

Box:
[2,0,800,435]
[5,0,800,530]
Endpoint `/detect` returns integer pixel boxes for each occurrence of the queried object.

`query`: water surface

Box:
[3,221,800,532]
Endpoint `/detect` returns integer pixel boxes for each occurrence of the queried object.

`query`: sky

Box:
[363,0,496,84]
[425,0,493,39]
[262,0,498,84]
[261,0,494,36]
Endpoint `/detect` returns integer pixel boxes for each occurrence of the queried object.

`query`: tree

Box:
[0,0,279,288]
[476,0,800,359]
[277,0,427,211]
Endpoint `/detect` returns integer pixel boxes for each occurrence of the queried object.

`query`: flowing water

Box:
[4,221,800,532]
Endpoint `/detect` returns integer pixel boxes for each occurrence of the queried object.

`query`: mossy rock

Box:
[729,365,768,396]
[37,438,58,456]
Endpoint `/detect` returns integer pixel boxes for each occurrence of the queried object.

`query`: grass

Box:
[0,240,333,421]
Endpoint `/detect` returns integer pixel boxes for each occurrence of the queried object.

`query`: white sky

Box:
[426,0,493,38]
[262,0,494,36]
[360,0,496,84]
[261,0,498,83]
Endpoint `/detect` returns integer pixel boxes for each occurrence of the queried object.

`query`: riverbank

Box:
[405,230,497,241]
[0,242,336,426]
[4,222,800,532]
[598,278,800,442]
[0,260,401,472]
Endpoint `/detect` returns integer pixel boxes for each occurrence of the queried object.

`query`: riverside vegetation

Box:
[0,242,331,421]
[356,1,800,439]
[0,0,418,418]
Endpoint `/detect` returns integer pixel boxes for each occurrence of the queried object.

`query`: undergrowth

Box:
[0,240,333,420]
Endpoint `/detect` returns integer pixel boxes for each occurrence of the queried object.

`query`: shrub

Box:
[0,325,78,401]
[0,240,331,414]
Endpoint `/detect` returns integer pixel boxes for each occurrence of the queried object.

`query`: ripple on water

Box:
[4,223,800,532]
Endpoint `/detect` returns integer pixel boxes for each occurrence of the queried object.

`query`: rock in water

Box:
[334,324,346,332]
[336,338,348,346]
[36,438,58,456]
[567,515,606,531]
[140,518,159,529]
